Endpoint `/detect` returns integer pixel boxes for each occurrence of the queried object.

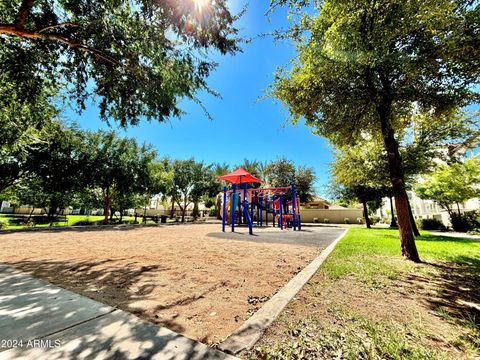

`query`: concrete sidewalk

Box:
[0,264,236,360]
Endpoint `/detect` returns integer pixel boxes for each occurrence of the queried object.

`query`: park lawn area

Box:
[0,214,163,229]
[247,228,480,360]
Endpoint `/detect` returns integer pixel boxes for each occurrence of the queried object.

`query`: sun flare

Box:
[193,0,210,11]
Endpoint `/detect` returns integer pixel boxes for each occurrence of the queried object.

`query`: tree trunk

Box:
[216,194,222,220]
[388,194,397,228]
[456,202,461,215]
[362,200,371,229]
[192,201,199,219]
[48,206,56,226]
[407,198,420,237]
[103,188,111,223]
[170,197,175,219]
[378,99,420,262]
[182,198,187,223]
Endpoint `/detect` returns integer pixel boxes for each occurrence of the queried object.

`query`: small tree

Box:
[333,184,388,229]
[268,157,316,203]
[171,159,207,222]
[416,159,480,218]
[21,122,90,222]
[294,165,316,203]
[268,158,295,189]
[85,131,157,223]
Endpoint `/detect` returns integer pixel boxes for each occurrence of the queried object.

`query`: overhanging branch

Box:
[0,24,121,66]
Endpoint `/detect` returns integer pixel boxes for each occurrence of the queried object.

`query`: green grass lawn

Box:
[0,214,168,229]
[247,228,480,360]
[323,228,480,286]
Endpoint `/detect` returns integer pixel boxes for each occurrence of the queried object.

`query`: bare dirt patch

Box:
[249,264,480,359]
[0,224,329,344]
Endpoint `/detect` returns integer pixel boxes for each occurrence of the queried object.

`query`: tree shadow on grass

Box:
[400,250,480,348]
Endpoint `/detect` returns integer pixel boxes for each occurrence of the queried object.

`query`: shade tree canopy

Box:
[270,0,480,262]
[0,0,242,126]
[84,130,158,222]
[170,158,211,222]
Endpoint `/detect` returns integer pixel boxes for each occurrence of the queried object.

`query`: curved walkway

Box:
[0,264,236,360]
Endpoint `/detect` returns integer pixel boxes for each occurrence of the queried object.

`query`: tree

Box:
[171,159,207,222]
[212,162,231,218]
[416,159,480,217]
[268,157,296,188]
[0,0,241,126]
[268,157,316,203]
[86,131,157,222]
[333,184,388,229]
[0,81,57,193]
[330,143,410,232]
[19,122,90,222]
[257,161,272,186]
[331,110,480,233]
[10,175,49,221]
[294,165,316,203]
[270,0,479,262]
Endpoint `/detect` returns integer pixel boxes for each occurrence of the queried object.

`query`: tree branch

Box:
[14,0,35,29]
[0,24,121,66]
[38,22,79,33]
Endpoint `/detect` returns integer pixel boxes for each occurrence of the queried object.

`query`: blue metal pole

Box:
[272,195,275,227]
[237,191,242,225]
[291,183,297,231]
[279,193,283,230]
[243,196,253,235]
[243,183,247,225]
[250,190,254,222]
[222,186,227,232]
[265,195,268,226]
[259,194,263,226]
[231,184,236,232]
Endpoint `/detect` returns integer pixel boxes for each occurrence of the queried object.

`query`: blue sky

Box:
[64,1,333,197]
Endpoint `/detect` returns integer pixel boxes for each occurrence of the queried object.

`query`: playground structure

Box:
[218,168,301,235]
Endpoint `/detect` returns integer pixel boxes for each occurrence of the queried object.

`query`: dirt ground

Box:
[249,263,480,359]
[0,223,330,344]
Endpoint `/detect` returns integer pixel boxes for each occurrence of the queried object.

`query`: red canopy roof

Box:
[217,167,262,184]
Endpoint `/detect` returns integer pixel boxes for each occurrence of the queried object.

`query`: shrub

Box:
[324,218,330,224]
[420,218,446,231]
[356,217,364,224]
[450,211,480,232]
[467,228,480,236]
[344,218,350,224]
[209,207,216,217]
[369,216,380,224]
[0,219,8,230]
